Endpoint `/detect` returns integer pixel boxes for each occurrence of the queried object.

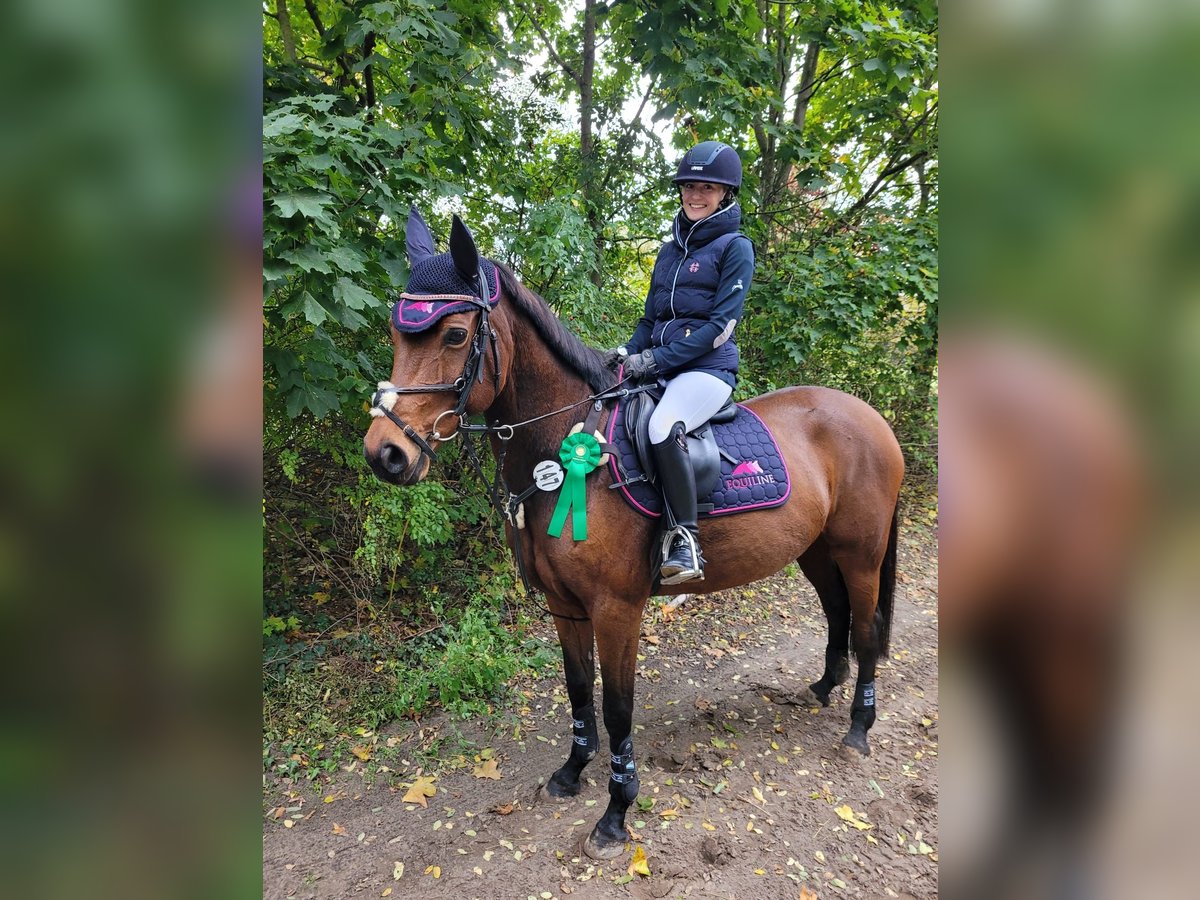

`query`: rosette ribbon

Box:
[547,432,603,540]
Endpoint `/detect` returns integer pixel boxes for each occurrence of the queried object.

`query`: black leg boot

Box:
[651,422,704,584]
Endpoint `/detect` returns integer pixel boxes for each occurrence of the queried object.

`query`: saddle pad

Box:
[606,399,791,518]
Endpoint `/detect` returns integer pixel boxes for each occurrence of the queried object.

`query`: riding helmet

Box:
[672,141,743,191]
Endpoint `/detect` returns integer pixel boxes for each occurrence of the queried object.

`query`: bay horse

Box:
[362,212,905,859]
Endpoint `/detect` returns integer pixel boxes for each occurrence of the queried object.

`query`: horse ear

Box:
[405,205,436,265]
[449,215,479,282]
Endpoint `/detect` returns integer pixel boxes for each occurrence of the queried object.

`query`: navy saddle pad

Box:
[606,398,791,518]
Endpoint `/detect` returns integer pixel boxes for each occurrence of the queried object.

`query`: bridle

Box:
[368,266,501,472]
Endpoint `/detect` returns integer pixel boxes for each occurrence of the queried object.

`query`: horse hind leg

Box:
[797,537,852,707]
[833,506,899,758]
[544,615,599,798]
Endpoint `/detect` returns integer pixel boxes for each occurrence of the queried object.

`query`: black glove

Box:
[602,346,628,371]
[624,349,658,382]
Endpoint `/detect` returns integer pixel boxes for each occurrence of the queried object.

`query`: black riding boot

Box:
[651,422,704,584]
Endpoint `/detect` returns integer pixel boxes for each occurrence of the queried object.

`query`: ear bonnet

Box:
[393,206,499,333]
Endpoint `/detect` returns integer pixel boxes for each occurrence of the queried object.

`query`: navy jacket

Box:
[624,202,754,388]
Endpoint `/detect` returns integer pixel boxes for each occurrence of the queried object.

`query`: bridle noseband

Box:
[369,266,501,471]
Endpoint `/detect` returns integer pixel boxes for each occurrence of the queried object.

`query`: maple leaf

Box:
[402,775,437,807]
[351,745,372,761]
[472,758,501,780]
[628,845,651,878]
[834,804,874,830]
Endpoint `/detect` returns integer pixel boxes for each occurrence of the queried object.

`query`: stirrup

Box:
[660,526,704,585]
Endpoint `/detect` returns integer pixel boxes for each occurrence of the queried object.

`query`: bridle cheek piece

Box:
[368,268,501,471]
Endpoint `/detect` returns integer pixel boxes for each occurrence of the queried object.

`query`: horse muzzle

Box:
[364,439,429,486]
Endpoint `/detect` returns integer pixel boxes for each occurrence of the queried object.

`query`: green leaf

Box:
[302,293,328,326]
[863,58,885,72]
[272,191,333,222]
[282,247,332,274]
[263,112,306,139]
[326,245,367,274]
[333,277,379,311]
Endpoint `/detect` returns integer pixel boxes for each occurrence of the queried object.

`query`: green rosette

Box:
[547,431,603,541]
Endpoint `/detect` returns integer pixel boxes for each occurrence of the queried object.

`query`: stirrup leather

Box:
[660,525,705,585]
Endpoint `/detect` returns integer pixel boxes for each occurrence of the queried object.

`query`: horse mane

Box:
[494,263,615,394]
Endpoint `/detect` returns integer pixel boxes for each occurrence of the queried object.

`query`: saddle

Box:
[606,386,791,519]
[622,386,737,513]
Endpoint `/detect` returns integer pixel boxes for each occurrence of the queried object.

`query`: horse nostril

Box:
[379,442,408,476]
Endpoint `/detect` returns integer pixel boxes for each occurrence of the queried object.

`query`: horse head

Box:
[363,207,510,485]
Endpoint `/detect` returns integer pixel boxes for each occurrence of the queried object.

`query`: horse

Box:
[362,211,905,859]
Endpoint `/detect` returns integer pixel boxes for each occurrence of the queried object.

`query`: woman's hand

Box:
[602,346,628,370]
[623,349,658,382]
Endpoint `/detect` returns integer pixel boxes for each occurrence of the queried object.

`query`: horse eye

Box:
[444,327,468,346]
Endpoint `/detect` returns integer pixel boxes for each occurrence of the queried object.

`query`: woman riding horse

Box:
[363,204,904,860]
[604,140,754,585]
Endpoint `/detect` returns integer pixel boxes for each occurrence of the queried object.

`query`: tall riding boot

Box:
[651,422,705,584]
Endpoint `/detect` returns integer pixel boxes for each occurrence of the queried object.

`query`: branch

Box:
[302,0,326,37]
[362,31,376,113]
[515,1,582,88]
[599,75,659,193]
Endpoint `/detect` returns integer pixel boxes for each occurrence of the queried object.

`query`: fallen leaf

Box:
[332,822,346,835]
[271,806,284,819]
[834,804,874,830]
[402,775,437,807]
[323,795,336,804]
[473,758,501,780]
[702,822,716,831]
[799,887,819,900]
[351,745,372,762]
[381,889,392,897]
[283,820,294,829]
[751,786,766,805]
[628,845,651,877]
[644,635,660,645]
[658,807,680,820]
[492,802,515,815]
[424,865,441,878]
[392,862,404,880]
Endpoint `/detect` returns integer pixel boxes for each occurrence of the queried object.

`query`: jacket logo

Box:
[733,279,744,291]
[688,261,700,273]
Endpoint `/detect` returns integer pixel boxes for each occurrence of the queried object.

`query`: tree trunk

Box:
[274,0,297,63]
[580,0,602,288]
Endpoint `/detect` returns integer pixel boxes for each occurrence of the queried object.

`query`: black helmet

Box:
[672,141,742,190]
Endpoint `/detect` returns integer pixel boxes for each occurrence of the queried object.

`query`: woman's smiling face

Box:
[679,181,725,221]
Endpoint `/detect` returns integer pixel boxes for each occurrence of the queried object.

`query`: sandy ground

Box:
[264,523,938,899]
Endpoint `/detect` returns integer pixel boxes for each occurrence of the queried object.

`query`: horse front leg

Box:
[583,616,641,859]
[545,616,598,798]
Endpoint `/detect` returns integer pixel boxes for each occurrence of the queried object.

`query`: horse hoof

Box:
[801,686,829,708]
[582,829,627,860]
[543,777,580,799]
[838,735,870,761]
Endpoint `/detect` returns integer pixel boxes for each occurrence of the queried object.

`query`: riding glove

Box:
[602,346,628,371]
[623,349,658,382]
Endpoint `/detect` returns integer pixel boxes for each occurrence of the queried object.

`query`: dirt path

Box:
[264,524,938,899]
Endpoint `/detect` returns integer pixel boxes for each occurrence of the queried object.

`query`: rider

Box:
[604,141,755,584]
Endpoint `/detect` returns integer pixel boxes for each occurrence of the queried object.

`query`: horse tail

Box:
[876,500,900,657]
